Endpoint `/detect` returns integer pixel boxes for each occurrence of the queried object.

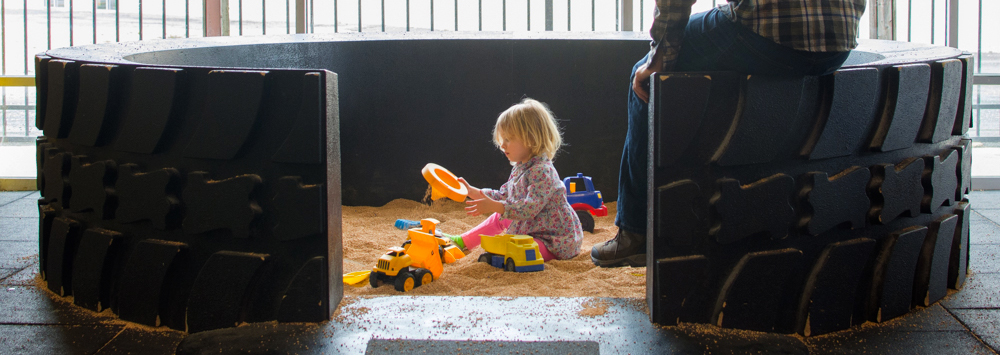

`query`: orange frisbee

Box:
[422,163,468,202]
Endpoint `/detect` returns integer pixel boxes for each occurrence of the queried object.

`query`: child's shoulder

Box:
[526,157,559,176]
[527,156,555,169]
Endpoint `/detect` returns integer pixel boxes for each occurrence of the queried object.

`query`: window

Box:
[97,0,117,10]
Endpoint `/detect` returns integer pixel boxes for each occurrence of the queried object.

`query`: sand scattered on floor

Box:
[578,298,614,317]
[342,198,645,298]
[28,274,183,335]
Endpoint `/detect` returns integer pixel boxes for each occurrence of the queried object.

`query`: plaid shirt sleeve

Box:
[649,0,697,71]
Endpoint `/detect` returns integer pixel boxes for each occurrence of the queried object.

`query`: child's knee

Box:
[534,239,558,261]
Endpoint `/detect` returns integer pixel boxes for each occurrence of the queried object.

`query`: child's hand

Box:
[457,177,485,200]
[459,178,501,216]
[465,195,504,217]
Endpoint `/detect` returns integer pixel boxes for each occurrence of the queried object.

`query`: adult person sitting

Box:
[592,0,867,267]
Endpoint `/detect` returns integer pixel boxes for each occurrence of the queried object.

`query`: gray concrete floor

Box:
[2,190,1000,354]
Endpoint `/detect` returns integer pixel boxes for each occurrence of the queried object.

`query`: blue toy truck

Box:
[563,173,607,233]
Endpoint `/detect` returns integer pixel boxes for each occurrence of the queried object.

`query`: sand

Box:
[342,198,646,298]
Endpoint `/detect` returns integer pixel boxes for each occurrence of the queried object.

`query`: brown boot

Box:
[591,228,646,267]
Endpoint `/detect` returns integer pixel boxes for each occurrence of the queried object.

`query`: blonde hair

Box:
[493,98,564,160]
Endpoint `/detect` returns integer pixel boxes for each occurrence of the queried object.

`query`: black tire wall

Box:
[647,44,974,336]
[35,57,342,333]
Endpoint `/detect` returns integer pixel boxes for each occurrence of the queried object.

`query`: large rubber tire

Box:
[38,35,969,337]
[577,210,595,233]
[33,56,337,332]
[647,46,974,337]
[394,272,415,292]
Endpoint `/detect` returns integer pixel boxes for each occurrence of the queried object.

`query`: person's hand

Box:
[631,61,657,103]
[457,177,484,200]
[465,195,504,217]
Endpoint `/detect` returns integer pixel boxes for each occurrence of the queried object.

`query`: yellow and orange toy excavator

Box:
[344,218,466,292]
[342,163,468,291]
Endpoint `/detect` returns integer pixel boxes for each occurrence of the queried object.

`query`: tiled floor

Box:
[2,190,1000,354]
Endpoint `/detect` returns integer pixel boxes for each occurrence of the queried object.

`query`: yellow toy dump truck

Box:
[370,247,425,292]
[477,234,545,272]
[370,218,464,292]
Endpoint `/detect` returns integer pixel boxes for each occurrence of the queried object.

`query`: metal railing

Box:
[872,0,999,140]
[1,0,997,140]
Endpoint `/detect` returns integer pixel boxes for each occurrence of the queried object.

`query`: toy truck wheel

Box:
[414,268,433,286]
[576,210,595,233]
[369,271,384,288]
[478,252,494,263]
[505,258,516,272]
[394,271,415,292]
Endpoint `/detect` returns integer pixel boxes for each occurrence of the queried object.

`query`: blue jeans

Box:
[614,7,852,235]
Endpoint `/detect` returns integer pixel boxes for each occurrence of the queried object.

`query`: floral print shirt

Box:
[481,156,584,260]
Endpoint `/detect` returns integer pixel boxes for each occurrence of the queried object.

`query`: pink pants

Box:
[461,213,556,261]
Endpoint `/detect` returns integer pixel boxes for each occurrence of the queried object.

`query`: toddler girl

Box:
[448,98,584,261]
